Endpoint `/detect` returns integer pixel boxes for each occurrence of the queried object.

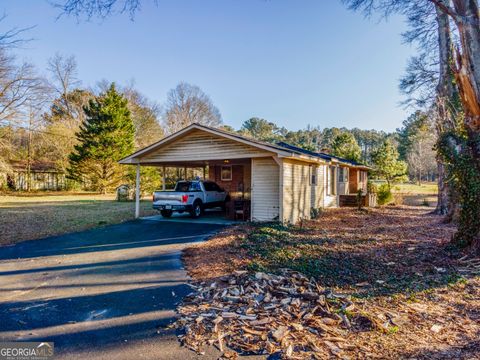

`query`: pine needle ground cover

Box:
[0,193,155,245]
[182,206,480,358]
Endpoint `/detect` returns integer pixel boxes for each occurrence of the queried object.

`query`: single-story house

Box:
[119,123,371,223]
[3,160,66,191]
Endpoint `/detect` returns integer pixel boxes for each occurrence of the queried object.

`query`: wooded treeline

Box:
[0,48,435,192]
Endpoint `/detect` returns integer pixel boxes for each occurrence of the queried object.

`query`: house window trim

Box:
[328,165,336,196]
[220,165,232,181]
[310,165,317,186]
[338,167,349,183]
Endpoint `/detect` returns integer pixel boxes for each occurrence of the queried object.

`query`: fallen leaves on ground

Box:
[174,269,377,359]
[179,206,480,359]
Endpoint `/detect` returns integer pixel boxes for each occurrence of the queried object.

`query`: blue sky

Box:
[2,0,414,132]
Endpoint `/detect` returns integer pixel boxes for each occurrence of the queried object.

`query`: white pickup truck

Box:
[152,180,229,218]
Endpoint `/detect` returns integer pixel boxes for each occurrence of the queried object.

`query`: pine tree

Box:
[68,83,134,193]
[371,139,408,189]
[331,133,362,162]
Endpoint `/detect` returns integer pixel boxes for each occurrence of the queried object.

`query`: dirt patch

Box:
[182,206,480,359]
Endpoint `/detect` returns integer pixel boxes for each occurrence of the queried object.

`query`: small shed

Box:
[119,123,370,223]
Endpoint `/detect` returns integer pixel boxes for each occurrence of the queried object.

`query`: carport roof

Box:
[119,123,370,169]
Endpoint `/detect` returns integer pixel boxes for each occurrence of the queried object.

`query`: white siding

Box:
[311,164,325,209]
[141,129,273,162]
[251,157,280,221]
[282,159,311,224]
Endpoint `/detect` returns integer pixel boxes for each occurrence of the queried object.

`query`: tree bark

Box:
[434,3,455,216]
[436,162,450,216]
[436,0,480,249]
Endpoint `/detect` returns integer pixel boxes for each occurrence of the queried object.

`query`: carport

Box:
[119,123,293,221]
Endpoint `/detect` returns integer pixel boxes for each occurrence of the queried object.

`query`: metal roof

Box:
[276,141,369,168]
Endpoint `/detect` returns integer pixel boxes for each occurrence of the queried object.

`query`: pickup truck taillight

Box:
[182,195,188,203]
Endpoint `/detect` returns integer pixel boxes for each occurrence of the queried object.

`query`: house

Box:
[119,123,371,223]
[4,160,67,191]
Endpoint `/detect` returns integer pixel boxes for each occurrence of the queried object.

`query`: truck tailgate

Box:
[153,192,184,202]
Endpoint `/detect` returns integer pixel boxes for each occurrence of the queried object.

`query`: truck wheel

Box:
[190,201,202,218]
[160,210,173,218]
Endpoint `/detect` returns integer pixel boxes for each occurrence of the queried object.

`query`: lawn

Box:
[372,182,439,207]
[0,192,156,246]
[393,182,438,194]
[182,206,479,358]
[392,183,438,207]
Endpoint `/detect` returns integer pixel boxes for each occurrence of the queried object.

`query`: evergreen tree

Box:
[331,132,362,162]
[68,83,134,193]
[371,139,408,188]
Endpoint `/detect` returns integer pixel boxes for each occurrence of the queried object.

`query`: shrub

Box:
[377,184,393,205]
[310,207,322,219]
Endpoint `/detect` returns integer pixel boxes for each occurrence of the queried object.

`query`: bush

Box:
[310,207,322,219]
[377,184,393,205]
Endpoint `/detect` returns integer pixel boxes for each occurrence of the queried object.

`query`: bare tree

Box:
[56,0,143,19]
[163,82,222,134]
[47,53,81,120]
[122,83,164,148]
[406,131,436,184]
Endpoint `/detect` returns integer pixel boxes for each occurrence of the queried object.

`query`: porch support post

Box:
[162,166,166,191]
[184,166,187,180]
[135,163,140,219]
[203,166,206,180]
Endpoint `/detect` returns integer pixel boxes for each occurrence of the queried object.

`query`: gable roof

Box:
[119,123,369,169]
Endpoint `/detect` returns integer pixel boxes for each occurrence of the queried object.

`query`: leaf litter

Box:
[178,206,480,359]
[172,269,377,359]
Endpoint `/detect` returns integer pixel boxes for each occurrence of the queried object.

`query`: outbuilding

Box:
[119,123,371,223]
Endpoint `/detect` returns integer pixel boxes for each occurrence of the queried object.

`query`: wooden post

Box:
[162,166,166,191]
[184,166,187,180]
[203,166,206,180]
[135,163,140,219]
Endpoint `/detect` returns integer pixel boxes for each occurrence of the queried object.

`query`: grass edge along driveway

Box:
[0,193,156,246]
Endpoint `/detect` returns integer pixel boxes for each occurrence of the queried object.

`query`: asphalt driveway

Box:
[0,219,225,359]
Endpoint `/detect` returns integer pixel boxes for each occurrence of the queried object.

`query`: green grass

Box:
[392,182,438,195]
[0,192,156,246]
[370,182,438,207]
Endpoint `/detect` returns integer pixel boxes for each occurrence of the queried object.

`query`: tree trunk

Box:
[26,110,33,192]
[436,162,449,216]
[435,0,480,248]
[433,3,455,216]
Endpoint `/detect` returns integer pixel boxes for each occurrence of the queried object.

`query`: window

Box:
[328,166,336,195]
[174,181,201,192]
[203,182,215,191]
[221,165,232,181]
[204,181,223,192]
[310,166,317,185]
[338,167,348,182]
[360,171,367,183]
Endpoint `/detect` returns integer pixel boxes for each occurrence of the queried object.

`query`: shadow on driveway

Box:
[0,219,225,359]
